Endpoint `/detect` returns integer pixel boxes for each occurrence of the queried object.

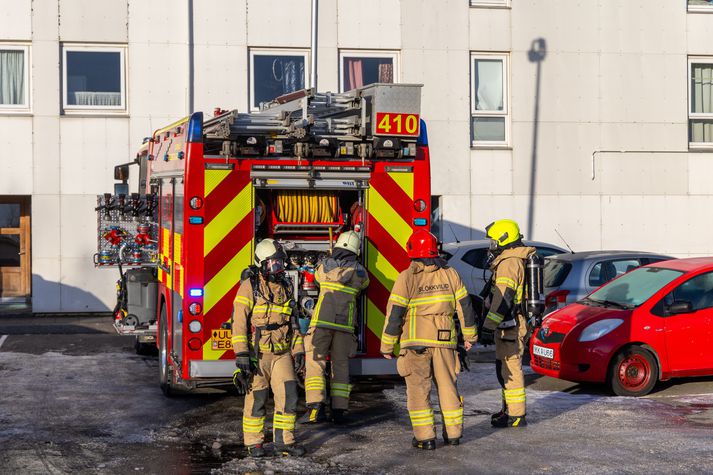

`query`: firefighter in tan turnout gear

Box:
[231,238,306,458]
[381,230,478,450]
[299,231,369,424]
[479,219,535,428]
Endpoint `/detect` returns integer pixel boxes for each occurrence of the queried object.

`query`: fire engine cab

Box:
[95,83,431,395]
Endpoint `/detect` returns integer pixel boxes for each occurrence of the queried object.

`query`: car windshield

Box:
[584,267,684,308]
[544,259,572,287]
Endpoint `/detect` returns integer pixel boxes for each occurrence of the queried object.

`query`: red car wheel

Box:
[609,346,658,397]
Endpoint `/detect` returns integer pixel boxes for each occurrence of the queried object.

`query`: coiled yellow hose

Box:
[275,191,338,223]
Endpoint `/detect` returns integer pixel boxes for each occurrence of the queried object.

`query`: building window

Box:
[62,44,126,112]
[470,0,510,7]
[250,49,309,111]
[688,0,713,12]
[0,44,30,112]
[339,50,398,92]
[689,58,713,147]
[471,53,509,146]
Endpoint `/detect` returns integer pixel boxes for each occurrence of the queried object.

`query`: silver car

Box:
[443,239,567,296]
[543,250,673,314]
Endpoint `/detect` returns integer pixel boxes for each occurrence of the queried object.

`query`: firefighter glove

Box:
[232,369,251,395]
[293,352,305,374]
[479,327,495,346]
[457,346,471,372]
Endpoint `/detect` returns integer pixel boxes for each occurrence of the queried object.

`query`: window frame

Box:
[61,43,127,114]
[470,52,510,148]
[338,49,400,93]
[249,48,310,112]
[688,1,713,13]
[688,56,713,149]
[470,0,511,8]
[0,43,31,113]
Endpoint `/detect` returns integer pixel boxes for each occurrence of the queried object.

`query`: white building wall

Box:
[0,0,712,312]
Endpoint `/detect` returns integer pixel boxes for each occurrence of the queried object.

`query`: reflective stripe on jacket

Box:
[380,260,477,353]
[310,257,369,333]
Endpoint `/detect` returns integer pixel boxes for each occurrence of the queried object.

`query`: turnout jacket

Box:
[232,271,305,356]
[380,259,478,354]
[311,256,370,333]
[483,246,536,331]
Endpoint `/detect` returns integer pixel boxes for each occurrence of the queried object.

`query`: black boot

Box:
[247,444,266,458]
[411,438,436,450]
[331,408,350,425]
[275,443,307,457]
[442,431,460,446]
[490,409,506,422]
[491,413,527,428]
[297,404,327,424]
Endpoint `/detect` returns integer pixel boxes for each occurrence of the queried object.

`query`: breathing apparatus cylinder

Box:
[526,253,545,327]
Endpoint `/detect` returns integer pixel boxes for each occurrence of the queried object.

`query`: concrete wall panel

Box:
[194,0,247,46]
[0,117,33,194]
[338,0,400,49]
[469,7,511,52]
[247,0,311,48]
[470,149,513,195]
[31,195,61,260]
[128,0,187,44]
[687,13,713,55]
[0,0,31,40]
[59,0,128,43]
[32,116,60,195]
[32,258,61,313]
[128,44,188,119]
[598,154,688,196]
[193,44,247,113]
[60,257,114,311]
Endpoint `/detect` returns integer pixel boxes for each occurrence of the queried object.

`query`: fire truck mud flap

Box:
[189,360,236,378]
[349,358,397,376]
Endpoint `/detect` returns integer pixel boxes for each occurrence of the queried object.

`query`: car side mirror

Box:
[667,300,692,315]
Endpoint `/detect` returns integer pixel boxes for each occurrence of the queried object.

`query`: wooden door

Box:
[0,196,30,301]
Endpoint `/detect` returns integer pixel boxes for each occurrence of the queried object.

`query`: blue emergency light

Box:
[189,288,203,297]
[189,216,203,225]
[414,218,428,226]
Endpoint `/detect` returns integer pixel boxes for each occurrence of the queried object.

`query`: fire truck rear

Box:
[95,84,431,394]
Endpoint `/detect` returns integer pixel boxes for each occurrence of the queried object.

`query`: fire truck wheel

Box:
[159,304,175,397]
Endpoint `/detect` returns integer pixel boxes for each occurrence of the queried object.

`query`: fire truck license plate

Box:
[532,345,554,359]
[375,112,420,136]
[211,329,232,351]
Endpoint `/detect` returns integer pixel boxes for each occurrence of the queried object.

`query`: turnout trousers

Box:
[242,351,299,446]
[495,315,528,417]
[397,347,464,442]
[304,327,356,410]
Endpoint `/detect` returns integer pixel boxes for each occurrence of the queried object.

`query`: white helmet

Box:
[335,231,361,256]
[254,238,286,274]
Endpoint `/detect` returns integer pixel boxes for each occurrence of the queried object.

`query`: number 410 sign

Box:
[375,112,420,137]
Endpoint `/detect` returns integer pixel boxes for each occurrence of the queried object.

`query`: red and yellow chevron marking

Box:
[201,168,254,361]
[173,233,183,298]
[157,227,173,290]
[364,168,414,355]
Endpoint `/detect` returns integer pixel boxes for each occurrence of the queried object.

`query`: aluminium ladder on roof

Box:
[202,83,422,143]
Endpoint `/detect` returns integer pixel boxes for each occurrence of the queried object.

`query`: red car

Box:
[530,257,713,396]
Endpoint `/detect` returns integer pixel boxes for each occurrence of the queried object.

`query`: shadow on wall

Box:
[32,274,111,313]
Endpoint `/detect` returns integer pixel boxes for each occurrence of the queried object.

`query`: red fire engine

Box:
[96,84,431,394]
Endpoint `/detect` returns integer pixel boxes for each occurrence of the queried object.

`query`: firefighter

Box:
[381,230,478,450]
[299,230,369,424]
[479,219,535,428]
[231,238,306,458]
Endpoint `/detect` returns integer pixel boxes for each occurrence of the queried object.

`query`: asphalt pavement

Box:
[1,315,712,474]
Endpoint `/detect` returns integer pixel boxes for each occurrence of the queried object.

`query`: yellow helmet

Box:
[335,230,361,255]
[485,219,522,248]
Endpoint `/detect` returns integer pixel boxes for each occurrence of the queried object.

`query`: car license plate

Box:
[211,329,232,351]
[533,345,554,359]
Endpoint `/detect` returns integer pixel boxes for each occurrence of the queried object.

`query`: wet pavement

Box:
[1,315,713,474]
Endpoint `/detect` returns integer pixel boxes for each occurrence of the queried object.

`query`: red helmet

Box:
[406,230,439,259]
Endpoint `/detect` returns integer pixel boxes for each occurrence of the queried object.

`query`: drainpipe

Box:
[310,0,318,90]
